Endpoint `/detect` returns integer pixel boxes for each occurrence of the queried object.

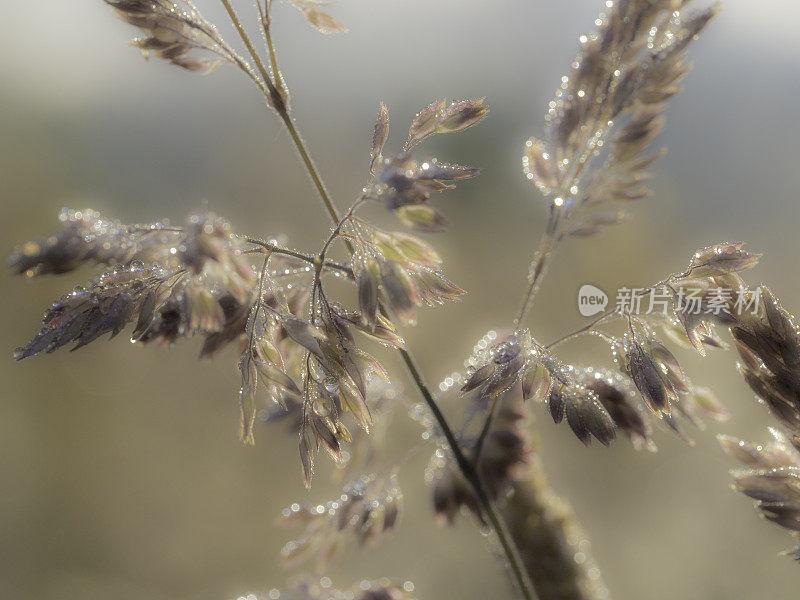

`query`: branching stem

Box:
[319,197,366,261]
[220,6,537,598]
[220,0,277,97]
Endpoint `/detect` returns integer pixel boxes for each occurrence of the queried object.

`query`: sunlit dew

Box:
[437,330,499,393]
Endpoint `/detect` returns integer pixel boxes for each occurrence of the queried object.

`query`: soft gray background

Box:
[1,1,799,599]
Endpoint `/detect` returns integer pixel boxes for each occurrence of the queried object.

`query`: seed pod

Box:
[256,360,301,398]
[374,231,442,267]
[370,102,389,171]
[521,361,552,402]
[357,267,379,331]
[310,413,343,462]
[298,6,347,34]
[690,386,730,422]
[412,268,466,306]
[435,97,489,134]
[394,204,451,233]
[238,351,258,446]
[132,290,158,339]
[689,241,761,277]
[460,363,496,396]
[483,353,525,398]
[626,343,674,415]
[548,388,566,423]
[338,378,373,432]
[418,162,480,182]
[407,99,445,148]
[643,337,689,393]
[106,0,234,73]
[581,370,651,449]
[662,317,726,354]
[281,315,327,360]
[184,283,224,334]
[299,428,315,489]
[254,337,283,368]
[379,260,419,326]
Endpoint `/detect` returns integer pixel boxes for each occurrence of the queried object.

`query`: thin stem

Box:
[319,197,365,261]
[131,225,184,235]
[245,238,315,263]
[279,111,342,224]
[544,272,687,350]
[546,310,620,350]
[244,238,353,279]
[266,28,283,93]
[249,3,348,238]
[240,251,273,443]
[177,0,265,93]
[398,349,536,600]
[249,250,273,345]
[219,0,281,101]
[261,9,287,101]
[471,395,500,465]
[514,206,562,327]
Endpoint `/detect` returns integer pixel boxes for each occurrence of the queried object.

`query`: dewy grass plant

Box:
[8,1,800,599]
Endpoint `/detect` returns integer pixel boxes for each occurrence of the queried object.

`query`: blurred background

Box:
[2,0,799,598]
